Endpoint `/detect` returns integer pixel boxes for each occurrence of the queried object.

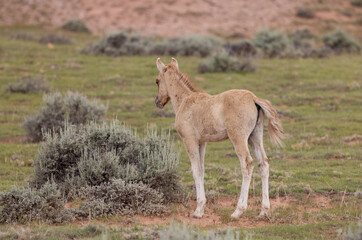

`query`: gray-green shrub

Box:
[286,29,331,58]
[296,8,315,18]
[253,29,289,58]
[223,40,257,57]
[64,91,106,125]
[76,150,122,187]
[5,76,50,93]
[357,17,362,25]
[165,35,221,57]
[38,34,72,45]
[81,31,153,56]
[1,121,183,223]
[33,121,184,203]
[10,32,36,41]
[198,50,256,73]
[160,223,242,240]
[23,93,65,142]
[62,19,90,33]
[343,221,362,240]
[351,0,362,7]
[322,29,360,53]
[75,179,168,219]
[0,180,169,223]
[22,92,106,142]
[0,181,73,224]
[83,33,221,57]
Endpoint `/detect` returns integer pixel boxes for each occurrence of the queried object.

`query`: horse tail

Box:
[254,97,286,147]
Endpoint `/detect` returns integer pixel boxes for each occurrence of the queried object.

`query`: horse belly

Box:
[198,103,228,142]
[199,130,228,142]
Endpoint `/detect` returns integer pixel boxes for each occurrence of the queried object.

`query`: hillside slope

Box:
[0,0,361,38]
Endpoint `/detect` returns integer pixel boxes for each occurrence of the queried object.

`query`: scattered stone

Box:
[304,184,314,194]
[354,191,362,198]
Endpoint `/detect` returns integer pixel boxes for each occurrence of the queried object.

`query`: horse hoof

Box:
[230,209,243,219]
[193,212,203,219]
[258,210,271,220]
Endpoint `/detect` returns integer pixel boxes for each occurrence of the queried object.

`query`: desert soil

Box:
[0,0,361,38]
[77,195,333,228]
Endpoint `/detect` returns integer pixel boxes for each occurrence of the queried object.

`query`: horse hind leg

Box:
[229,134,254,219]
[249,111,271,218]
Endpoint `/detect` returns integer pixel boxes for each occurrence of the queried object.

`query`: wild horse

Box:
[154,58,285,218]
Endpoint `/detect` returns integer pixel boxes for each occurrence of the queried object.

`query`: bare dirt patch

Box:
[0,136,26,144]
[342,134,362,146]
[125,194,333,228]
[0,0,361,39]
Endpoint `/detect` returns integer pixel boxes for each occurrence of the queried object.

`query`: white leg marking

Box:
[184,140,206,218]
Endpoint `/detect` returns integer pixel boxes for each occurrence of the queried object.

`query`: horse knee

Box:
[258,161,269,177]
[241,157,254,176]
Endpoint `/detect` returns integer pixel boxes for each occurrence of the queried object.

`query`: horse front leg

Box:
[183,139,206,218]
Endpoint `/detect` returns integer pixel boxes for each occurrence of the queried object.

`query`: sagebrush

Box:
[343,221,362,240]
[160,223,242,240]
[0,181,73,224]
[75,179,168,219]
[1,121,183,223]
[81,31,153,56]
[33,121,184,203]
[22,92,107,142]
[296,8,315,18]
[62,19,90,33]
[253,29,289,58]
[151,35,221,57]
[0,180,168,223]
[10,32,36,41]
[286,29,331,58]
[351,0,362,7]
[5,76,50,93]
[322,29,361,54]
[223,40,257,57]
[198,50,256,73]
[83,32,220,57]
[38,34,72,45]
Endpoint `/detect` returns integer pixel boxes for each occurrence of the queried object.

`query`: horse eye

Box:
[156,79,159,85]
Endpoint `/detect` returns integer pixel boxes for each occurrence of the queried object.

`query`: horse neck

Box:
[166,72,193,114]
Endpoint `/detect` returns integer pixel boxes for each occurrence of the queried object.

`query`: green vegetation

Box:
[198,50,256,73]
[322,29,361,54]
[0,26,361,239]
[351,0,362,7]
[1,121,182,223]
[296,8,315,19]
[82,31,153,56]
[223,40,257,57]
[82,32,220,57]
[5,75,49,93]
[253,29,289,58]
[38,34,72,45]
[153,35,221,57]
[61,20,90,33]
[22,92,107,142]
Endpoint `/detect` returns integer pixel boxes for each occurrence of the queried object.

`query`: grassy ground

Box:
[0,26,361,239]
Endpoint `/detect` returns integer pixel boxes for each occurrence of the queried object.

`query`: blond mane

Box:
[167,65,204,93]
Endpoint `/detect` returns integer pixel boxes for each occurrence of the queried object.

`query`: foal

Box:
[154,58,285,219]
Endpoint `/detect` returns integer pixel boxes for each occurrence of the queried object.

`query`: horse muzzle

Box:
[155,97,164,109]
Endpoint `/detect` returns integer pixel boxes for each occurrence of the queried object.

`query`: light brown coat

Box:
[155,58,285,218]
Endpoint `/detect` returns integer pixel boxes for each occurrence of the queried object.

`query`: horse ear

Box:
[156,58,166,72]
[171,57,179,69]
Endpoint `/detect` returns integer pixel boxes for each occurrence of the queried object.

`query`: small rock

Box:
[47,43,54,49]
[354,191,362,198]
[304,184,314,194]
